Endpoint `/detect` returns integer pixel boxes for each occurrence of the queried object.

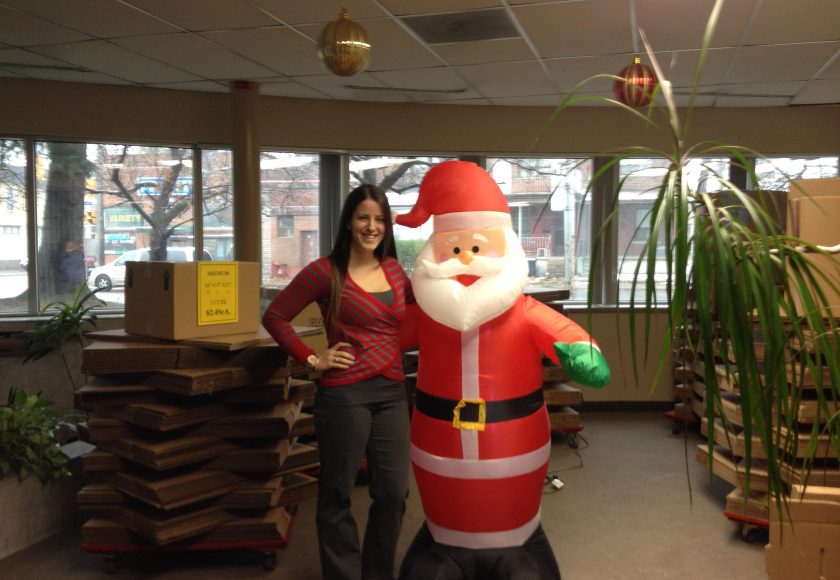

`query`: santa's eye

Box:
[453,247,461,255]
[472,246,480,253]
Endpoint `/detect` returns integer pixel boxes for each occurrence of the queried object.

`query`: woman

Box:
[262,184,412,580]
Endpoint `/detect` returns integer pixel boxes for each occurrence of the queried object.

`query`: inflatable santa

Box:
[397,160,610,580]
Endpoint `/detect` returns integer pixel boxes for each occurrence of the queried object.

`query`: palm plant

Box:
[540,0,840,511]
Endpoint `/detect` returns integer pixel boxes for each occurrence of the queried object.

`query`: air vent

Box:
[402,9,520,44]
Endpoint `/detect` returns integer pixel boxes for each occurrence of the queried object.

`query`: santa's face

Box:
[412,226,529,331]
[428,228,507,283]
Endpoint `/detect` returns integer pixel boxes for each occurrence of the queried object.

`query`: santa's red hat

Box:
[396,160,512,232]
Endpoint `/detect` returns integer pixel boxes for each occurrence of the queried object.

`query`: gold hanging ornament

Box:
[317,8,371,77]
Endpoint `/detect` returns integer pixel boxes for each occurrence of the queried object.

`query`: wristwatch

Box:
[306,354,319,369]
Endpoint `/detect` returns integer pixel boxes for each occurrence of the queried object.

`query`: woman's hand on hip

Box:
[312,342,355,371]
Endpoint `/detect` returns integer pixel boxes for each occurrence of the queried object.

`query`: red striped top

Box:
[261,256,413,386]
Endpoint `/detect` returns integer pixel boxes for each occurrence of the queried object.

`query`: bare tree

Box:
[39,142,90,297]
[87,145,233,260]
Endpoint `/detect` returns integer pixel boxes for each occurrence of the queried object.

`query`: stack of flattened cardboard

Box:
[77,328,320,548]
[543,362,583,433]
[776,178,840,492]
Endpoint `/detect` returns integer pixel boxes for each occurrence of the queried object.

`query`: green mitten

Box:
[554,341,610,388]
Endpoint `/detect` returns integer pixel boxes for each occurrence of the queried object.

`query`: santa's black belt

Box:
[414,388,544,430]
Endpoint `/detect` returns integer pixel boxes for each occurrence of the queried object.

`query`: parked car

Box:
[87,246,213,291]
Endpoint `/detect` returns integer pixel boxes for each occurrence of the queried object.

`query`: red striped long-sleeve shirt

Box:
[261,256,413,386]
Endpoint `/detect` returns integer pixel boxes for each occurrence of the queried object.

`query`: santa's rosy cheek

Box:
[485,250,499,258]
[438,252,449,263]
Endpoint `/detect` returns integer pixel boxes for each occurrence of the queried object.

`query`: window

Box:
[201,148,234,261]
[0,139,27,314]
[487,158,593,301]
[617,157,728,303]
[349,155,456,276]
[35,142,197,309]
[755,157,839,190]
[260,152,320,286]
[276,215,294,238]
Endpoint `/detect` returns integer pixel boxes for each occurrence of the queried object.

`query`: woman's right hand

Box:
[311,342,355,371]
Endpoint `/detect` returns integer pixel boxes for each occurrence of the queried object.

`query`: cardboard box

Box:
[765,485,840,579]
[787,177,840,234]
[125,261,260,341]
[790,196,840,246]
[788,253,840,319]
[289,300,328,353]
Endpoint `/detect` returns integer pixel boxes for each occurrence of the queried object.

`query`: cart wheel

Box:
[568,432,579,449]
[103,554,121,575]
[738,522,766,544]
[263,550,277,571]
[672,421,684,435]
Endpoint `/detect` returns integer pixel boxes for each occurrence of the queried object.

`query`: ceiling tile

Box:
[251,0,386,25]
[293,72,427,101]
[113,33,278,80]
[383,1,501,16]
[646,48,734,87]
[748,0,840,45]
[1,0,178,38]
[636,0,754,51]
[0,47,78,68]
[544,54,638,93]
[371,66,468,91]
[719,80,805,97]
[0,65,130,85]
[29,40,203,84]
[726,43,840,84]
[125,0,280,31]
[425,97,491,105]
[259,79,331,99]
[455,60,555,97]
[431,38,534,66]
[488,94,561,106]
[512,0,633,59]
[791,78,840,105]
[0,5,91,46]
[149,80,231,93]
[715,95,791,107]
[406,87,485,102]
[670,92,717,108]
[203,27,324,76]
[817,49,840,79]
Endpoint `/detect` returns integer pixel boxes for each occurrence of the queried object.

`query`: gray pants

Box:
[314,381,410,580]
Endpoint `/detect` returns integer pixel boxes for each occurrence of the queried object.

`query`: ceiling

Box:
[1,0,839,108]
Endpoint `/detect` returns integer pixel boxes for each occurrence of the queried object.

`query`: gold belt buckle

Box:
[452,398,486,431]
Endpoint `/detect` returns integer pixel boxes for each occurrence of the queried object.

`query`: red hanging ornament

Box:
[613,56,657,107]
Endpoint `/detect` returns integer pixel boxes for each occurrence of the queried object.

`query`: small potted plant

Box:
[0,387,71,484]
[23,281,105,392]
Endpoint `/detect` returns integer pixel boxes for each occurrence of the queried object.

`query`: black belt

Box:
[414,388,544,429]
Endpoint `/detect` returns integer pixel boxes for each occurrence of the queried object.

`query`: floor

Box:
[0,412,768,579]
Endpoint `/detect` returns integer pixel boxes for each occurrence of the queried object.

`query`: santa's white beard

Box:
[412,229,529,332]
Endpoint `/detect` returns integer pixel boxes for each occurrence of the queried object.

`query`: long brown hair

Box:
[325,184,397,334]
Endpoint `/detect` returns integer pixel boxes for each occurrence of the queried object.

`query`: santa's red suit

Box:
[402,293,597,549]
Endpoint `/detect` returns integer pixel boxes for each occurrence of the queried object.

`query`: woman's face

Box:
[350,198,386,253]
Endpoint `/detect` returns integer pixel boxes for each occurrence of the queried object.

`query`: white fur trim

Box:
[411,229,528,332]
[427,509,542,549]
[434,211,512,232]
[410,441,551,479]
